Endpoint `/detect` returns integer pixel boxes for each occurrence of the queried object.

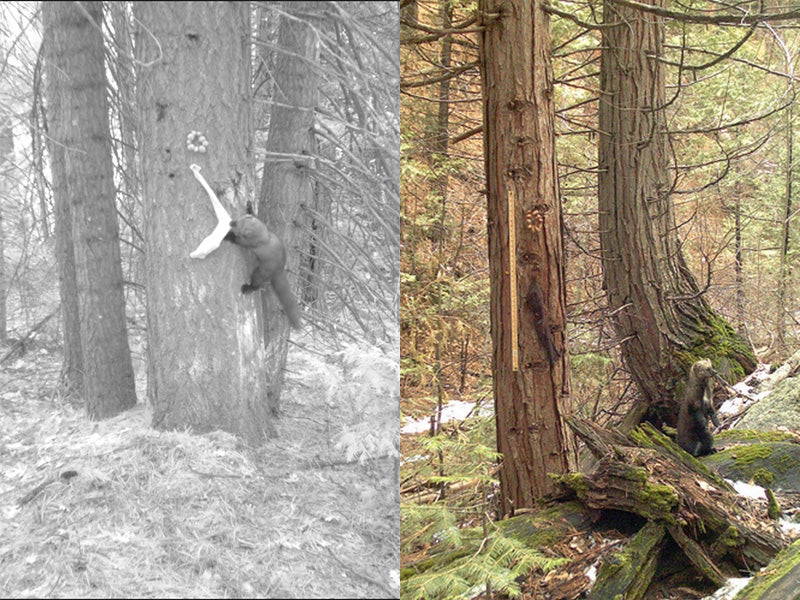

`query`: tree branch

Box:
[609,0,800,24]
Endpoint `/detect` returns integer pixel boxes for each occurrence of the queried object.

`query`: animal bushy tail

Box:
[270,270,301,329]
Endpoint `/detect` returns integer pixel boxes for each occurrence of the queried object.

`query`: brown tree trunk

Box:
[598,0,754,422]
[777,100,794,348]
[733,184,745,332]
[480,0,575,513]
[259,1,320,413]
[136,2,276,442]
[431,0,453,474]
[43,1,136,417]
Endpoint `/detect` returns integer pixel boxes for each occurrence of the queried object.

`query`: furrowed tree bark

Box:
[0,112,10,343]
[43,1,136,416]
[598,0,755,424]
[137,2,276,442]
[42,4,84,398]
[480,0,575,513]
[258,1,320,413]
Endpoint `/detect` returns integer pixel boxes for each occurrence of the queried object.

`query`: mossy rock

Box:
[716,430,798,445]
[707,441,800,492]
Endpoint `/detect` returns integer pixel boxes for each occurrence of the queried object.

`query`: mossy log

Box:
[587,521,665,600]
[735,537,800,599]
[561,418,787,584]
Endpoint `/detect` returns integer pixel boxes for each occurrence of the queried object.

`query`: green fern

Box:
[401,508,566,599]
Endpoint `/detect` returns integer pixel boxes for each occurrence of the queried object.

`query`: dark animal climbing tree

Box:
[135,2,275,442]
[480,0,575,513]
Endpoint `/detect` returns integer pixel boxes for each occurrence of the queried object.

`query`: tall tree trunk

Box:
[431,0,454,490]
[43,1,136,417]
[598,0,754,425]
[259,1,320,413]
[480,0,575,513]
[0,117,10,343]
[42,8,82,395]
[733,185,745,332]
[777,100,794,348]
[136,2,276,442]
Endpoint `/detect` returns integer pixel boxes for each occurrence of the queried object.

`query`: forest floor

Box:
[0,341,398,598]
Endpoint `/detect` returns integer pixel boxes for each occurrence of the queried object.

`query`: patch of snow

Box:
[1,504,20,520]
[727,479,766,500]
[719,364,772,416]
[780,518,800,536]
[400,417,433,435]
[718,396,746,416]
[740,363,771,385]
[701,577,751,600]
[401,400,492,434]
[585,563,597,583]
[389,569,399,592]
[401,454,428,465]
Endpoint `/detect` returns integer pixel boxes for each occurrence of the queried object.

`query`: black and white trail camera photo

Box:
[0,2,399,598]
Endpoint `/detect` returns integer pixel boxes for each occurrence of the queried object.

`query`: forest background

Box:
[400,0,800,576]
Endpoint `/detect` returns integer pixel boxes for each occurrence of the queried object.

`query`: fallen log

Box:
[735,537,800,600]
[560,418,787,586]
[587,521,665,600]
[0,310,56,364]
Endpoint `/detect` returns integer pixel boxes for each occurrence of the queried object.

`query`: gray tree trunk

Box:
[42,6,82,395]
[259,1,321,413]
[0,116,10,343]
[136,2,276,442]
[43,1,136,416]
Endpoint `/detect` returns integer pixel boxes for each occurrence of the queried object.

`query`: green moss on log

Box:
[589,522,665,600]
[717,526,744,550]
[775,451,796,475]
[736,537,800,599]
[557,472,588,498]
[766,489,782,520]
[638,482,679,519]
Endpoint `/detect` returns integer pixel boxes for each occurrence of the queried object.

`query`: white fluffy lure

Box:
[189,163,232,259]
